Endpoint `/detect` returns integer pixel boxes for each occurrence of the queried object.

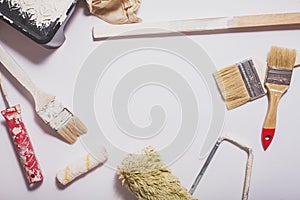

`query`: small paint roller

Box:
[0,72,43,185]
[56,146,108,186]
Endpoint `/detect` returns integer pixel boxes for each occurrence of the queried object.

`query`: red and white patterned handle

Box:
[1,104,43,184]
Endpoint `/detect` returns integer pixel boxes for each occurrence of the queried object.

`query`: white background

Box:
[1,0,300,199]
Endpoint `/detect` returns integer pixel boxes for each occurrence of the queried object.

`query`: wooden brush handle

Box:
[1,105,43,185]
[0,44,38,95]
[261,83,288,150]
[93,12,300,39]
[0,44,54,110]
[263,90,282,129]
[263,83,289,128]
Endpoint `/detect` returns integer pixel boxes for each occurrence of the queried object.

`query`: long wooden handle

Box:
[0,44,54,110]
[1,105,43,185]
[93,12,300,39]
[0,44,38,96]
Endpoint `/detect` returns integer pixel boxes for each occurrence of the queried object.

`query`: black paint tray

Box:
[0,0,78,48]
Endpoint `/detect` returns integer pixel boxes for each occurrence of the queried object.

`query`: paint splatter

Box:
[1,0,74,27]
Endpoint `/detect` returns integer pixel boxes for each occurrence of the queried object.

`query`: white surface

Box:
[1,0,300,199]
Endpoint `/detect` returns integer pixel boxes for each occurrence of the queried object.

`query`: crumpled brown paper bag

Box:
[86,0,142,24]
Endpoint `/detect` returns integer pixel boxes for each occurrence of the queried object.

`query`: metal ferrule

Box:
[238,59,265,100]
[266,67,293,85]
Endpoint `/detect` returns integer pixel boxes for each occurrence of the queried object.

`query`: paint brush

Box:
[0,72,43,185]
[0,44,87,144]
[262,46,296,150]
[214,58,266,110]
[214,49,300,110]
[93,12,300,39]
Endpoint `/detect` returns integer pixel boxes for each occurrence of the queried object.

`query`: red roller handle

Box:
[1,104,43,184]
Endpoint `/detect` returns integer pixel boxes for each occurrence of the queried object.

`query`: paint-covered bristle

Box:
[57,116,87,144]
[37,98,87,144]
[214,64,250,110]
[267,46,297,70]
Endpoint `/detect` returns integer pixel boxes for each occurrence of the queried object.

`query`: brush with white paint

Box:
[56,146,108,186]
[0,71,43,185]
[93,12,300,39]
[0,43,87,144]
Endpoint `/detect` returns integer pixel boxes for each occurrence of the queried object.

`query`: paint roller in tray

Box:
[0,0,78,47]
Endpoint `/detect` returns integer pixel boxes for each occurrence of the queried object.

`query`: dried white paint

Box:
[37,98,73,130]
[12,127,22,135]
[4,0,75,27]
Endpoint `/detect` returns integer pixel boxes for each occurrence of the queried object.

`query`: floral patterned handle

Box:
[1,104,43,184]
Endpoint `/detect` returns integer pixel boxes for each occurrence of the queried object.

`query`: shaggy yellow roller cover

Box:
[118,147,197,200]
